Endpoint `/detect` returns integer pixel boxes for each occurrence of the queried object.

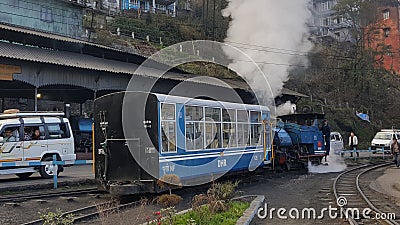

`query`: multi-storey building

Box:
[365,1,400,74]
[311,0,353,42]
[0,0,86,39]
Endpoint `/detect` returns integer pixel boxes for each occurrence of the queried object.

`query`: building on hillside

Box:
[0,0,86,39]
[119,0,176,16]
[365,0,400,74]
[310,0,354,43]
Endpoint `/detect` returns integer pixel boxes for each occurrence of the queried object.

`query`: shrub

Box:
[207,181,239,201]
[39,208,74,225]
[156,194,183,207]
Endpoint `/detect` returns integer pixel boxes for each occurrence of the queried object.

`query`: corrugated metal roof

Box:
[0,41,140,74]
[0,41,247,90]
[0,23,126,53]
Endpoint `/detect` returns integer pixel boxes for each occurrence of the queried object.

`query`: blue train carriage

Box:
[274,113,326,168]
[94,91,272,195]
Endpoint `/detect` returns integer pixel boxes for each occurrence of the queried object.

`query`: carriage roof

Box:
[153,93,270,112]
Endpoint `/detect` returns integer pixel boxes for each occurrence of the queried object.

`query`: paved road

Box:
[0,165,94,191]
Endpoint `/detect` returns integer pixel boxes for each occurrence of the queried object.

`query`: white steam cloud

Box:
[276,101,296,116]
[222,0,313,106]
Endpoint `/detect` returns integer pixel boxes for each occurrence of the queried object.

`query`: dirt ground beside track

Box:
[1,165,399,225]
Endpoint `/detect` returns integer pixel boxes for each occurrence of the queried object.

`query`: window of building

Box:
[383,9,390,20]
[383,27,390,37]
[161,103,176,152]
[41,7,53,22]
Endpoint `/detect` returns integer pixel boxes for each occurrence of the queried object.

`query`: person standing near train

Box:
[348,131,359,158]
[390,137,400,167]
[320,119,331,162]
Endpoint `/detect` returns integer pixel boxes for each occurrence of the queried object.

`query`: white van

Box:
[330,132,344,154]
[0,111,75,178]
[370,129,400,153]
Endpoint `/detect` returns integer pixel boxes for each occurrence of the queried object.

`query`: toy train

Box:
[93,91,326,195]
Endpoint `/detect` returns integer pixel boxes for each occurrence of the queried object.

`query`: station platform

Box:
[370,166,400,199]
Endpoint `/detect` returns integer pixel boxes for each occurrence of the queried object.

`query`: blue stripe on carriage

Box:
[159,151,264,179]
[28,162,42,166]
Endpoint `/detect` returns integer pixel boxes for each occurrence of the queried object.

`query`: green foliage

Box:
[39,208,74,225]
[173,201,249,225]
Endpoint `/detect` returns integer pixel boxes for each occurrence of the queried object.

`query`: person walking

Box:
[390,137,400,167]
[348,131,359,158]
[320,119,331,162]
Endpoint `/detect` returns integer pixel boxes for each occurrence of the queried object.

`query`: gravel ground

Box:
[1,162,398,225]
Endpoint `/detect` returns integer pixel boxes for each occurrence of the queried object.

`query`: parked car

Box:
[370,129,400,154]
[330,131,344,154]
[0,110,75,178]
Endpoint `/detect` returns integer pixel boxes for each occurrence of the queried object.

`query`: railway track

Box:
[21,199,145,225]
[333,161,400,225]
[0,187,99,203]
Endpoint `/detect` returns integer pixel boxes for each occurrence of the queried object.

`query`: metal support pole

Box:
[34,87,38,112]
[382,148,385,159]
[368,147,372,161]
[52,155,58,189]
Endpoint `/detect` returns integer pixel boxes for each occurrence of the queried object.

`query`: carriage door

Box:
[22,125,46,161]
[0,125,23,162]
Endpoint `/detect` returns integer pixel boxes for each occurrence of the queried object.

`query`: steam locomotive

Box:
[93,91,326,195]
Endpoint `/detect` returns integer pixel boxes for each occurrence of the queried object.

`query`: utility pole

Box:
[212,0,216,41]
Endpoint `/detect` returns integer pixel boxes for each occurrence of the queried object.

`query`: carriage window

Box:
[222,109,236,122]
[186,106,203,121]
[205,107,221,122]
[205,107,221,149]
[161,103,176,152]
[186,106,204,150]
[237,123,249,147]
[237,110,248,122]
[161,103,175,120]
[250,111,262,146]
[161,122,176,152]
[250,124,261,146]
[205,121,222,149]
[223,123,237,148]
[250,111,261,123]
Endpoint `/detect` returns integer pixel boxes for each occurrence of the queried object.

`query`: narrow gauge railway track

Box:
[333,162,400,225]
[0,187,99,203]
[21,199,144,225]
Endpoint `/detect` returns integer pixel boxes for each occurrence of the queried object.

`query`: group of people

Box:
[320,119,399,167]
[1,127,41,142]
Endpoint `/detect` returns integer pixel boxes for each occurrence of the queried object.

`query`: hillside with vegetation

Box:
[87,0,400,147]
